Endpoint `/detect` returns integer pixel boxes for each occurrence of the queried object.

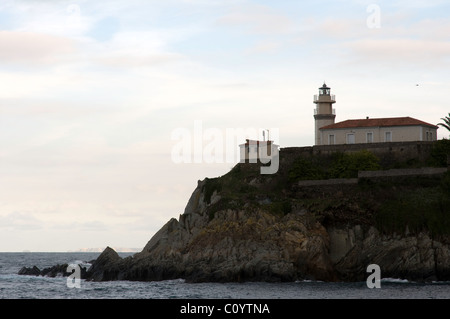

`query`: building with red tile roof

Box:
[314,84,438,145]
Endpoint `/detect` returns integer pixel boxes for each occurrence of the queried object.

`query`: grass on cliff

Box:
[428,138,450,167]
[288,150,382,181]
[203,161,290,220]
[375,177,450,237]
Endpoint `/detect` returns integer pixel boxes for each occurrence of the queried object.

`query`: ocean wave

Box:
[295,279,324,283]
[381,278,450,284]
[381,278,410,283]
[69,260,92,268]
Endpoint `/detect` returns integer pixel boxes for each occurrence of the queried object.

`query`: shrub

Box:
[441,171,450,195]
[202,178,222,204]
[288,157,326,181]
[429,139,450,167]
[330,150,381,178]
[375,186,450,236]
[267,200,292,216]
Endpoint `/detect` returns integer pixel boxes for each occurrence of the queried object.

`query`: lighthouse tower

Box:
[313,83,336,145]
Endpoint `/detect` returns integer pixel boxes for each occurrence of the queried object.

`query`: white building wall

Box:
[315,117,335,145]
[320,125,437,145]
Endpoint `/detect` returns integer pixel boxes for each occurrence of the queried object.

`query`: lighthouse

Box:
[313,83,336,145]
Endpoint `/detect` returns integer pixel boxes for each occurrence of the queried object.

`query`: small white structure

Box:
[239,139,279,163]
[313,83,439,145]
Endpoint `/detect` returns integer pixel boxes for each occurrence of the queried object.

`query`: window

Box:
[385,131,392,142]
[366,132,373,143]
[329,134,335,145]
[426,131,433,141]
[347,133,355,144]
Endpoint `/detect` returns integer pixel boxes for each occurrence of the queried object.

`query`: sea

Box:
[1,252,449,300]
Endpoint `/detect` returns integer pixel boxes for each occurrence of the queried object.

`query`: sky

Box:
[0,0,449,251]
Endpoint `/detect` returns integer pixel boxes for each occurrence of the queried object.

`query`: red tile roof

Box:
[320,117,438,130]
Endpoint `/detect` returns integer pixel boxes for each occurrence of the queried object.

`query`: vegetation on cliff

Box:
[204,139,450,238]
[288,150,381,180]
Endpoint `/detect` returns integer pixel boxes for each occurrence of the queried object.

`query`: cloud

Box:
[95,53,183,68]
[7,2,91,37]
[0,31,75,65]
[0,212,43,231]
[70,221,109,232]
[86,16,120,42]
[216,4,295,35]
[244,40,282,55]
[82,30,185,68]
[342,38,450,68]
[391,0,448,8]
[293,12,450,70]
[180,0,242,5]
[406,18,450,40]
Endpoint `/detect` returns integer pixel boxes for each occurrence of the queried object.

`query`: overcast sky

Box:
[0,0,449,251]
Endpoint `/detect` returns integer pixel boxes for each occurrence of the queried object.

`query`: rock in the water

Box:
[18,263,89,278]
[85,246,124,281]
[18,266,41,276]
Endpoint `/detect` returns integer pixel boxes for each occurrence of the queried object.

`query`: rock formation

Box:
[19,144,450,283]
[18,263,89,278]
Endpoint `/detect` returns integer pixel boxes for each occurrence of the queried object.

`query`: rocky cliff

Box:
[81,143,450,283]
[19,143,450,282]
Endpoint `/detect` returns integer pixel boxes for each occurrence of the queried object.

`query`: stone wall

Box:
[295,167,447,188]
[358,167,447,178]
[297,178,358,187]
[312,141,434,162]
[282,141,435,162]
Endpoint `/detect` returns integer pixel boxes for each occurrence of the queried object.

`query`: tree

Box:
[438,113,450,132]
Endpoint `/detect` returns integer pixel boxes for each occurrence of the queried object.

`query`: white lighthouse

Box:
[313,83,336,145]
